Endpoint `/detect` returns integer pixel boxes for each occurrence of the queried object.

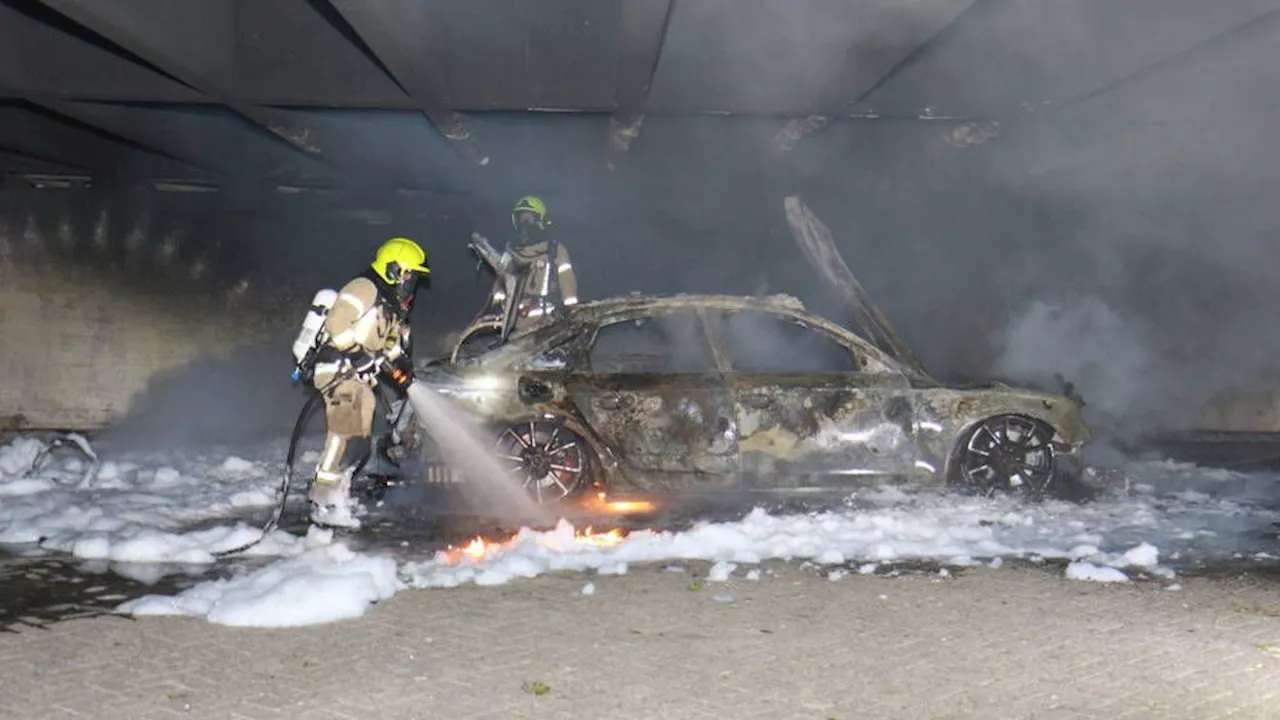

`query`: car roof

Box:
[567,292,810,318]
[492,293,821,353]
[559,292,913,370]
[460,291,925,378]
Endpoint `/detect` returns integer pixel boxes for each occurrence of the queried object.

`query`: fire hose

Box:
[20,432,100,489]
[209,388,324,558]
[211,354,413,558]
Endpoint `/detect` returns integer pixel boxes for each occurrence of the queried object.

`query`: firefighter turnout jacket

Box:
[319,272,409,380]
[490,239,578,320]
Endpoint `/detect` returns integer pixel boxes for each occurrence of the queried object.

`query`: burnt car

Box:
[412,291,1091,506]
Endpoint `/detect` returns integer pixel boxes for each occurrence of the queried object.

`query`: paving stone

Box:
[2,565,1280,719]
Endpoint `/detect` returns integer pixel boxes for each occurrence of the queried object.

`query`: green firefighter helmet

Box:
[511,195,548,230]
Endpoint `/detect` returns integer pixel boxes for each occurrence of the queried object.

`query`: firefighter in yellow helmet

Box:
[304,237,429,528]
[485,195,578,325]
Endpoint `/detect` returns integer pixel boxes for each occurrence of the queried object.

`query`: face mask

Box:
[395,271,418,311]
[514,212,543,234]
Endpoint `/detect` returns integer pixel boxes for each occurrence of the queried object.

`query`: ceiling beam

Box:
[0,104,197,181]
[0,145,90,175]
[767,0,978,154]
[1,90,221,177]
[605,0,675,171]
[991,3,1280,176]
[1053,6,1280,111]
[0,0,205,104]
[324,0,489,167]
[30,0,344,182]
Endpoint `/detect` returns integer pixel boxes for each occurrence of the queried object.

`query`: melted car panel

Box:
[418,293,1090,494]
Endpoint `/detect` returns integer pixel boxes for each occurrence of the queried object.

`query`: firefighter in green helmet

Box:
[484,195,578,324]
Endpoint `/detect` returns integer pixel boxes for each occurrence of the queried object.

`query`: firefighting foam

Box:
[15,424,1265,626]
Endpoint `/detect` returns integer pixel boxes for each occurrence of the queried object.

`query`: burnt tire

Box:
[951,414,1066,501]
[493,417,597,506]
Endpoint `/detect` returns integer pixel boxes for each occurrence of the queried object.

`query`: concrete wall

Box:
[0,261,274,429]
[0,186,289,430]
[1195,393,1280,434]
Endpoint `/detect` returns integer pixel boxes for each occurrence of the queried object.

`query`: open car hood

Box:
[783,196,927,376]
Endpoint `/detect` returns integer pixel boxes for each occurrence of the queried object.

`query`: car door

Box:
[705,309,918,486]
[564,309,740,478]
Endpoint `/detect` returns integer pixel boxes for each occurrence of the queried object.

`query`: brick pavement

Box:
[2,562,1279,720]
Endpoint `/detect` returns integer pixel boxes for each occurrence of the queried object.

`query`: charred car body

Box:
[412,291,1090,505]
[402,199,1090,506]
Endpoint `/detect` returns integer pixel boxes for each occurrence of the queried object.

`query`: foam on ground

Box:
[400,496,1194,590]
[1065,562,1130,583]
[4,435,1280,627]
[119,529,403,627]
[0,436,290,562]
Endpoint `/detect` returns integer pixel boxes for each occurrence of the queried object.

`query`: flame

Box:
[605,500,655,514]
[577,526,625,547]
[443,536,500,564]
[441,524,629,564]
[589,491,656,515]
[460,537,489,560]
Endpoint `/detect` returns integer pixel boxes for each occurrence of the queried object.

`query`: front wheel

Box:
[953,414,1061,500]
[493,418,595,506]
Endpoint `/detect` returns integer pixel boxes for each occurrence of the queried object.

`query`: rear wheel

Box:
[493,418,594,506]
[953,414,1060,500]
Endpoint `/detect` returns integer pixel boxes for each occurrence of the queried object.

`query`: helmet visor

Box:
[514,210,543,229]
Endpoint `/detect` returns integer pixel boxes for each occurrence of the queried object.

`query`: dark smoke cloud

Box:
[969,13,1280,438]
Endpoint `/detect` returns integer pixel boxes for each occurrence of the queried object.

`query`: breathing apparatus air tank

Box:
[291,288,338,381]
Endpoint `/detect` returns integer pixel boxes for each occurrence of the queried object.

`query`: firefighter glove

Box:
[383,326,411,360]
[381,353,415,395]
[347,349,383,384]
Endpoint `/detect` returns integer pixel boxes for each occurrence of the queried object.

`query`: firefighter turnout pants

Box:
[312,366,375,490]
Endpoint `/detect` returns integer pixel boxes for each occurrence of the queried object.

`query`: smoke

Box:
[8,1,1280,452]
[749,6,1280,439]
[717,309,857,373]
[590,311,712,372]
[992,296,1152,438]
[588,307,857,375]
[96,338,306,451]
[960,11,1280,436]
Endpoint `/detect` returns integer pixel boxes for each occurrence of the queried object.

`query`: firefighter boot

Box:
[308,476,362,530]
[308,437,368,530]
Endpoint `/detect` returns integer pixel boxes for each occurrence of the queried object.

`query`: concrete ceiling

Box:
[0,0,1277,203]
